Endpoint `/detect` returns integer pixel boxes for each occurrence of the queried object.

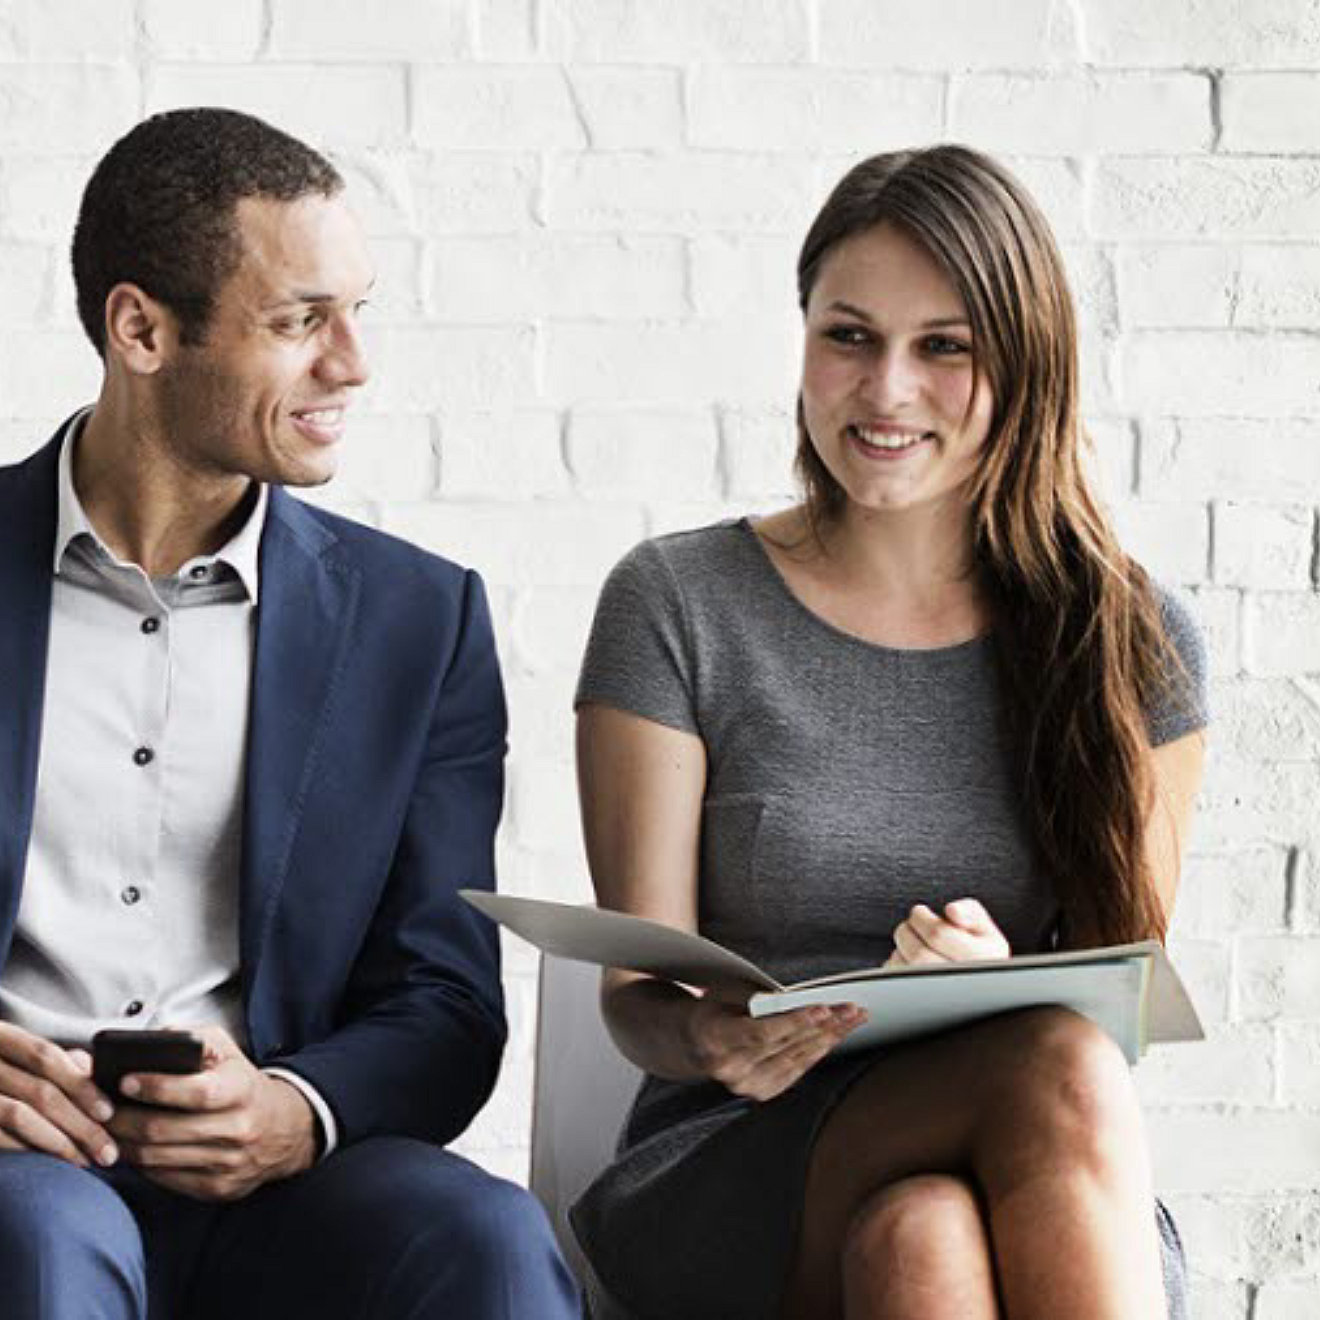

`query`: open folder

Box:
[461,890,1204,1066]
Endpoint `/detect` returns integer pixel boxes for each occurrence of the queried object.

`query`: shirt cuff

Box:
[263,1067,339,1161]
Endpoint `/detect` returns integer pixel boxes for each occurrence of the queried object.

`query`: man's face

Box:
[155,193,374,488]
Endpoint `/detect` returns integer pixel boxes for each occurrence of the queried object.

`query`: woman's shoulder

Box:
[604,517,763,599]
[1145,579,1209,743]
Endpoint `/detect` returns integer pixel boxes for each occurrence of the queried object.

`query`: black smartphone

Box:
[91,1029,204,1101]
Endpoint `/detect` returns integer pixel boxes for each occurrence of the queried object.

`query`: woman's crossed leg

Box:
[782,1005,1167,1320]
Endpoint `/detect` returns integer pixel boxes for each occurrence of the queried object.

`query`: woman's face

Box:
[800,222,994,518]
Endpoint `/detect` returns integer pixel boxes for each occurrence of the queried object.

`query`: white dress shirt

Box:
[0,412,336,1152]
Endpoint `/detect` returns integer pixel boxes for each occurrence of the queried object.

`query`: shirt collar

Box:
[54,407,269,604]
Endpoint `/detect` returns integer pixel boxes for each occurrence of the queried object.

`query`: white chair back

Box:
[530,954,643,1317]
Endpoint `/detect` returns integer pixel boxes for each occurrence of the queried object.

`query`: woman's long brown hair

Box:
[795,146,1181,947]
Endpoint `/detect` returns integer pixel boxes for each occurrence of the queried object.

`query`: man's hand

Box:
[885,899,1011,968]
[109,1026,317,1201]
[0,1023,117,1168]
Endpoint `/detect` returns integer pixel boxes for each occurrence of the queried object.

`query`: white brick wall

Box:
[1,2,1315,1311]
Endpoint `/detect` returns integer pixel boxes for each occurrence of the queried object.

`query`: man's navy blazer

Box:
[0,427,508,1148]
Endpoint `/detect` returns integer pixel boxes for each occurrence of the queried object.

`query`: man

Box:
[0,108,579,1318]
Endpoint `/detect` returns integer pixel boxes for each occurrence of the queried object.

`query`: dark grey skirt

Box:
[572,1057,1187,1320]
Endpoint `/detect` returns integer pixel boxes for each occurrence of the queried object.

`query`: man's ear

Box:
[103,283,180,374]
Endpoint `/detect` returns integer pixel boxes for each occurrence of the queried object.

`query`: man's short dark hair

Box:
[72,107,344,357]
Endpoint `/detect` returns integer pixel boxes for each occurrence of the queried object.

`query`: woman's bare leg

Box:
[836,1175,998,1320]
[780,1007,1166,1320]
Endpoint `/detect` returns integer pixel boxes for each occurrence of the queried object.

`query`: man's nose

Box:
[318,315,371,389]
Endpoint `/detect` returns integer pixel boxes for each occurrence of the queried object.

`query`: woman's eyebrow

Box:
[824,299,971,331]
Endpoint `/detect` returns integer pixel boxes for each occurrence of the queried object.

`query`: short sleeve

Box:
[575,539,700,734]
[1146,587,1209,746]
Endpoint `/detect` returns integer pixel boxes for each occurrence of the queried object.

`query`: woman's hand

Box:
[683,994,867,1102]
[885,899,1010,968]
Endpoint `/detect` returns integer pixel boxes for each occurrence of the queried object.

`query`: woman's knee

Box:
[980,1007,1144,1170]
[842,1174,986,1288]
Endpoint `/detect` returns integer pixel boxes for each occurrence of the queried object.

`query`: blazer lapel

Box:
[0,438,61,965]
[240,489,361,1010]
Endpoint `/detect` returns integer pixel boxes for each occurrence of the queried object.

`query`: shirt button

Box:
[121,886,141,906]
[125,1000,144,1017]
[132,746,154,767]
[141,617,161,635]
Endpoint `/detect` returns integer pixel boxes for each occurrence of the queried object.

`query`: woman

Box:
[570,146,1206,1320]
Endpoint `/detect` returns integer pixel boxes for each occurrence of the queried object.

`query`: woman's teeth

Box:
[850,425,928,451]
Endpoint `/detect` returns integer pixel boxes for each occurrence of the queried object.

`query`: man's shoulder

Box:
[272,493,474,596]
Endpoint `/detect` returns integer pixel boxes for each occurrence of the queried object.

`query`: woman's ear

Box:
[102,283,179,375]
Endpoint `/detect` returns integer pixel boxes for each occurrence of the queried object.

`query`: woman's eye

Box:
[924,335,970,356]
[823,324,870,347]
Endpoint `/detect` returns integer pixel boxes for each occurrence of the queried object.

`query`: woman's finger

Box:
[892,918,949,965]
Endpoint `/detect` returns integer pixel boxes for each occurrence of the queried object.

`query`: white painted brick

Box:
[1094,159,1320,240]
[1214,504,1313,592]
[1062,245,1117,337]
[1280,1027,1320,1105]
[437,409,568,501]
[415,154,541,234]
[567,408,719,500]
[545,317,798,407]
[1166,935,1231,1027]
[0,330,100,419]
[647,499,750,537]
[820,0,1078,69]
[1121,333,1320,416]
[1078,329,1120,417]
[1173,847,1290,937]
[951,73,1210,154]
[1149,1111,1320,1194]
[1082,0,1320,68]
[142,0,264,58]
[1196,756,1320,850]
[1183,1279,1252,1320]
[1222,74,1320,153]
[1244,594,1320,679]
[0,0,134,60]
[383,502,644,588]
[1237,247,1320,330]
[1181,587,1241,679]
[1295,848,1320,933]
[687,69,942,152]
[0,242,51,323]
[1084,417,1134,502]
[366,239,425,320]
[414,67,586,151]
[335,154,421,237]
[504,673,581,762]
[363,326,538,412]
[1136,1023,1275,1105]
[689,235,798,319]
[1117,245,1238,330]
[569,70,683,149]
[431,235,686,322]
[720,406,798,502]
[1168,1193,1320,1282]
[546,152,821,234]
[1214,679,1320,765]
[508,587,600,676]
[148,66,409,149]
[473,0,538,59]
[998,155,1088,242]
[1140,419,1320,504]
[1239,938,1320,1021]
[0,67,137,155]
[1111,500,1208,586]
[269,0,470,59]
[324,413,435,503]
[552,0,810,63]
[1258,1282,1320,1320]
[508,755,591,854]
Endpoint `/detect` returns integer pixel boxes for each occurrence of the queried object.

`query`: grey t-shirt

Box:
[576,518,1208,987]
